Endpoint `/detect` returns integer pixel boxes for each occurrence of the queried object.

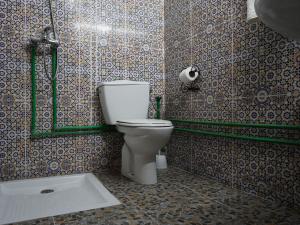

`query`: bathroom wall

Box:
[0,0,164,181]
[165,0,300,207]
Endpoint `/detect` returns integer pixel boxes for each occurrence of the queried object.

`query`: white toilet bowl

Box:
[116,119,173,184]
[98,80,174,184]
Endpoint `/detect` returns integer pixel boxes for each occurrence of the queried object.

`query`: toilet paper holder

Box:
[180,65,200,92]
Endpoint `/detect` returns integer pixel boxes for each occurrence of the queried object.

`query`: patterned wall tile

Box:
[165,0,300,208]
[192,135,233,185]
[165,5,190,50]
[191,0,232,36]
[167,132,192,172]
[1,0,165,181]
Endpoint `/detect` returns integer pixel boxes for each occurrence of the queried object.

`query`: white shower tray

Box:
[0,173,120,225]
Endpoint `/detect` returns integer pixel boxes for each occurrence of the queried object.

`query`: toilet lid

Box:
[116,119,173,127]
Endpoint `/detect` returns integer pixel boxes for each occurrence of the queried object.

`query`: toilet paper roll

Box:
[179,66,199,84]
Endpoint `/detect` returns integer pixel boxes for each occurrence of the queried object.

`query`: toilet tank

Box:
[98,80,150,125]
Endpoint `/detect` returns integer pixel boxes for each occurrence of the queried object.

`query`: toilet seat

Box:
[116,119,172,127]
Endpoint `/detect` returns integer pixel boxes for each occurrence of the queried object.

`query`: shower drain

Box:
[40,189,54,194]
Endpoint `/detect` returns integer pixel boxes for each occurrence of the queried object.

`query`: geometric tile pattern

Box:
[165,0,300,208]
[0,0,164,181]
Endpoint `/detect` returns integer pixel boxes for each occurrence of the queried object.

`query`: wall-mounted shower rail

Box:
[170,119,300,146]
[31,45,115,139]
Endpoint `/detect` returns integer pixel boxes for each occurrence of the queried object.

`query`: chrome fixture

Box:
[31,26,59,47]
[180,65,200,93]
[30,0,59,81]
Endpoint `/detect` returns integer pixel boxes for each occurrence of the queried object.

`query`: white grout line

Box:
[64,0,68,127]
[230,0,235,189]
[23,0,28,179]
[189,0,193,66]
[95,1,100,123]
[189,0,194,173]
[162,0,166,118]
[124,0,128,80]
[89,28,93,125]
[77,0,81,125]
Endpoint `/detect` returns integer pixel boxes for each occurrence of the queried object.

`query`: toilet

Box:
[98,80,173,184]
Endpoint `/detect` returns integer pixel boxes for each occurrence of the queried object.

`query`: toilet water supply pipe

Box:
[171,120,300,146]
[155,96,161,119]
[154,96,300,145]
[31,46,114,139]
[170,119,300,130]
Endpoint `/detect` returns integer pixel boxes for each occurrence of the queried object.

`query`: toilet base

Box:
[121,144,157,185]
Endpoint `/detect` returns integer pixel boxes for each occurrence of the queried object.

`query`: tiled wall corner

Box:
[165,0,300,208]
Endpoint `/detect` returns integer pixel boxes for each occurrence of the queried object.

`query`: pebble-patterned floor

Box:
[10,167,300,225]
